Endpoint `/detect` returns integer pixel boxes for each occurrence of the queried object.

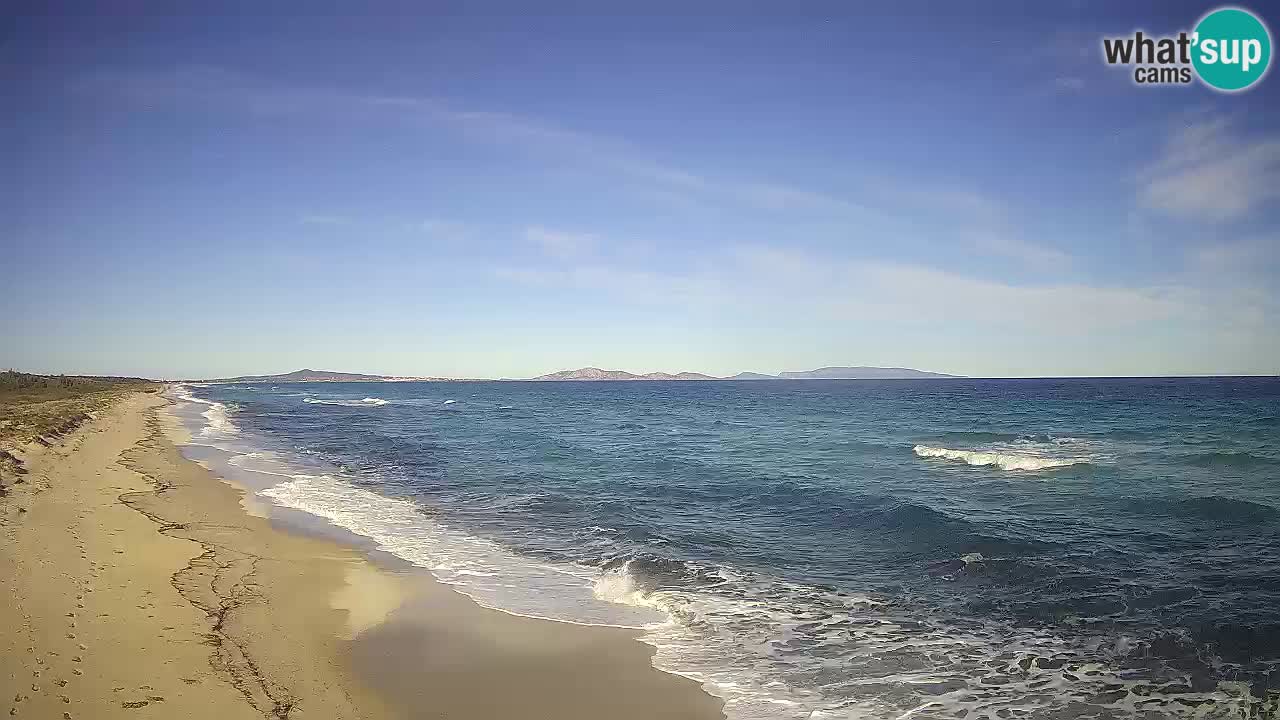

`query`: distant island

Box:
[531,368,718,381]
[197,366,961,384]
[200,369,452,383]
[530,366,961,381]
[777,366,959,380]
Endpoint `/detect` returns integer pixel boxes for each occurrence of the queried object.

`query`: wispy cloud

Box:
[970,233,1073,267]
[524,226,597,260]
[492,263,723,306]
[86,65,1058,262]
[419,218,472,243]
[298,213,349,225]
[863,181,1072,268]
[1185,233,1280,306]
[1138,115,1280,222]
[495,240,1252,341]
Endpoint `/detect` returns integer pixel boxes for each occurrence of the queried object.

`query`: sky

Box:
[3,1,1279,379]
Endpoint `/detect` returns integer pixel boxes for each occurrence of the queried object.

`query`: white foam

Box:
[259,474,664,629]
[201,403,240,436]
[226,451,299,480]
[303,397,389,407]
[913,445,1086,471]
[593,563,675,613]
[256,473,855,717]
[171,384,240,438]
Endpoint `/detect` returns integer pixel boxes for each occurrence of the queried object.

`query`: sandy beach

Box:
[1,390,725,719]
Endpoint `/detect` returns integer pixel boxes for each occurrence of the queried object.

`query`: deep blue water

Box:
[174,378,1280,719]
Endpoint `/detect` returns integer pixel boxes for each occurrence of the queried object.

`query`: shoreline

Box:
[1,390,726,719]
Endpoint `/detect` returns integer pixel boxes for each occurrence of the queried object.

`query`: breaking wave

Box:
[303,397,389,407]
[913,444,1088,471]
[173,384,240,437]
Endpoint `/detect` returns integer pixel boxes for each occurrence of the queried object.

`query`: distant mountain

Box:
[532,367,637,381]
[531,367,716,381]
[776,366,959,380]
[531,366,959,381]
[202,368,446,383]
[201,366,960,384]
[641,371,719,380]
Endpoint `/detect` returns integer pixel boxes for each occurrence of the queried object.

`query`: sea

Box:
[168,377,1280,719]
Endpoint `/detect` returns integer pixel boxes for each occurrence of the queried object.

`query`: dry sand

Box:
[1,390,726,719]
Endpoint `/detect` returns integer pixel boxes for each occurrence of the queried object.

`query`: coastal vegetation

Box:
[0,371,156,486]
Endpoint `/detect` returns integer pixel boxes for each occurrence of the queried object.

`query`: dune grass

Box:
[0,370,158,452]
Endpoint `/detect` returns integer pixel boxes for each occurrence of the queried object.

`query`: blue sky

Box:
[3,1,1278,379]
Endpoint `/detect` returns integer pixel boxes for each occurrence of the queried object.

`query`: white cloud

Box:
[1139,116,1280,221]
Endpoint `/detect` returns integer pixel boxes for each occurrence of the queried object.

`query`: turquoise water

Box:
[175,378,1280,719]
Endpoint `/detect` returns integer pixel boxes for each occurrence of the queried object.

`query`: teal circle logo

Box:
[1193,7,1272,91]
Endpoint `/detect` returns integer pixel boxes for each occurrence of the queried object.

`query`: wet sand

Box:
[0,390,725,719]
[351,574,723,720]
